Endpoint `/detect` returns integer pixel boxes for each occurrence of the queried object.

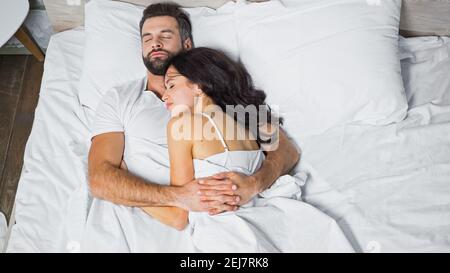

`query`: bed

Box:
[2,0,450,252]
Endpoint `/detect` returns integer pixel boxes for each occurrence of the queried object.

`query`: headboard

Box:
[43,0,450,36]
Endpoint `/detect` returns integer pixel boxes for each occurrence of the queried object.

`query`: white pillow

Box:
[236,0,407,137]
[79,0,240,110]
[399,36,450,107]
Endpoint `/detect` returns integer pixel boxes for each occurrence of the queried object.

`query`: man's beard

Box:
[143,49,174,76]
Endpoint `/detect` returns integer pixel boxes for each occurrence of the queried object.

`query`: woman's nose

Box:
[162,92,169,102]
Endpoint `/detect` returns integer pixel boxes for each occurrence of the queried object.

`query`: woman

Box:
[143,47,354,252]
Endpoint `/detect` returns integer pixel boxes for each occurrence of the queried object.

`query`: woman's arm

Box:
[141,116,194,230]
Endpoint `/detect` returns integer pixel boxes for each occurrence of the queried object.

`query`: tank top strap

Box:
[200,112,229,152]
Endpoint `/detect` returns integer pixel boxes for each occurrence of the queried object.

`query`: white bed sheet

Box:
[6,28,91,252]
[6,29,450,252]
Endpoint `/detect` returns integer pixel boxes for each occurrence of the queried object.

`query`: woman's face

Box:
[163,65,201,114]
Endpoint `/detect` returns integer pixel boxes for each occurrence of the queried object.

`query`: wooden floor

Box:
[0,55,43,222]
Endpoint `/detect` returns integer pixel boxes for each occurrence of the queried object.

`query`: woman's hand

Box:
[201,130,301,215]
[198,172,259,215]
[174,178,239,213]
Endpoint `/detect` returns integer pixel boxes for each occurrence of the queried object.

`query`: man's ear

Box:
[183,38,193,50]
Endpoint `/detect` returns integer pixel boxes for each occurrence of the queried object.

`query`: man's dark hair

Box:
[139,2,193,45]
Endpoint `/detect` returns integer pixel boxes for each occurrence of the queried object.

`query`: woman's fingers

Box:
[201,200,221,209]
[207,208,224,215]
[198,177,234,187]
[201,201,238,212]
[208,209,219,215]
[208,208,226,215]
[198,183,236,192]
[200,194,240,204]
[198,189,236,196]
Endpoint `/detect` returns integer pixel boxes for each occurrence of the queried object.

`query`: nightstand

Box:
[0,0,45,61]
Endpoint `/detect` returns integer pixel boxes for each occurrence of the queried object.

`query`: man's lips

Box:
[150,51,167,58]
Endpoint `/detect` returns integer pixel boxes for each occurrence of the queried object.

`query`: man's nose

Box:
[150,39,163,50]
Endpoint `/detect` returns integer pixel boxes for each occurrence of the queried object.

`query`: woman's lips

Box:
[165,102,173,109]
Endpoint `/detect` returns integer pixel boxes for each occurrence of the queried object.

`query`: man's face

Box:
[141,16,190,75]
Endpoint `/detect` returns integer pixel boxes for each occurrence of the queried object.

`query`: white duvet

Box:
[5,30,450,252]
[81,148,353,252]
[296,103,450,252]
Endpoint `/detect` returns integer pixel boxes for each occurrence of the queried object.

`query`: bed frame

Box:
[42,0,450,36]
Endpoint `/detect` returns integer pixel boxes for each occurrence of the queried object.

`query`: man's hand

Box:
[174,178,239,213]
[197,130,300,215]
[198,172,259,215]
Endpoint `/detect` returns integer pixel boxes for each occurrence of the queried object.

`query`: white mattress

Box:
[5,30,450,252]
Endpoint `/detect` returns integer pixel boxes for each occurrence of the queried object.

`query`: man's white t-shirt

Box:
[83,77,196,252]
[92,77,171,185]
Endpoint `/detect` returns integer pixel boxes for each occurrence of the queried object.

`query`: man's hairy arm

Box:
[88,132,176,207]
[253,129,300,193]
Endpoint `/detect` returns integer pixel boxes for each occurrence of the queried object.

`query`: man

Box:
[88,3,299,222]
